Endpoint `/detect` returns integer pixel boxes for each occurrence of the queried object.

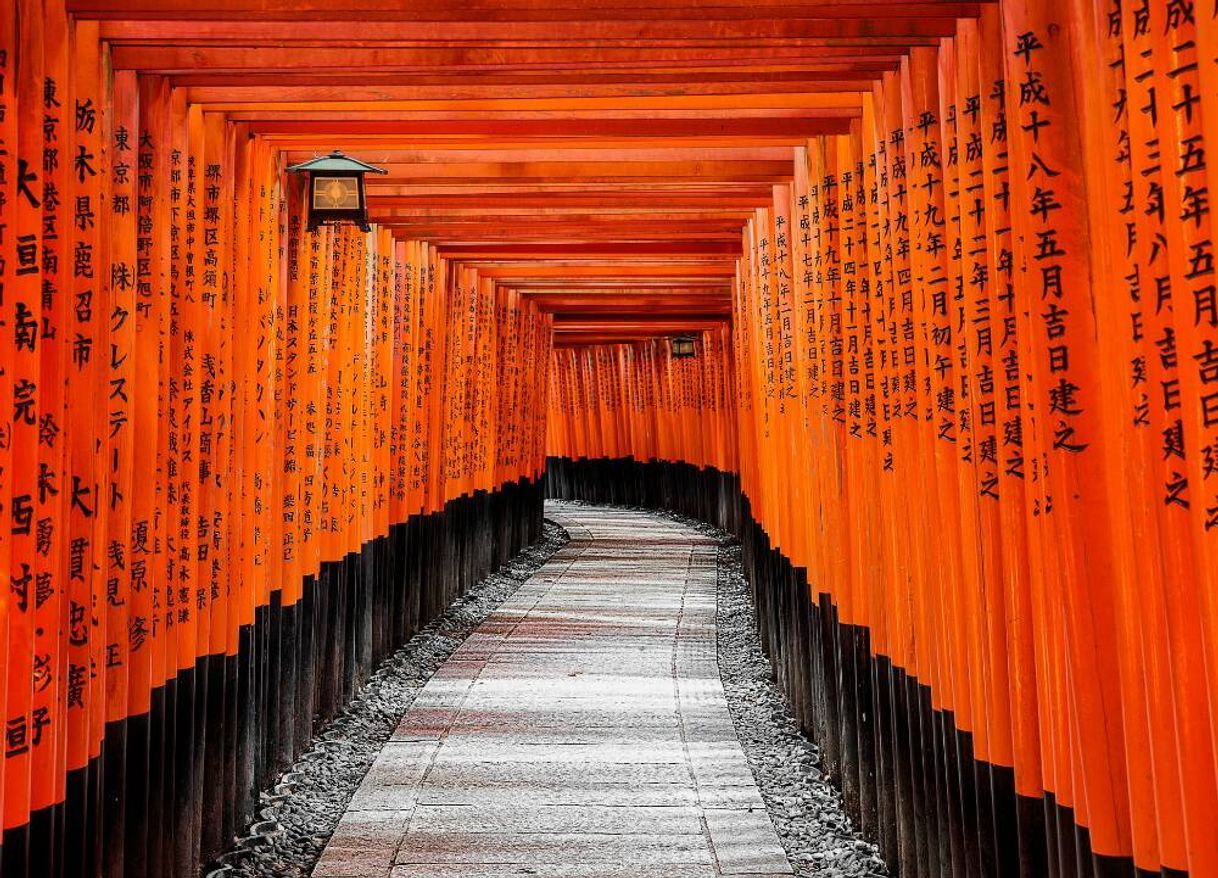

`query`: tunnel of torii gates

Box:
[3,0,1218,875]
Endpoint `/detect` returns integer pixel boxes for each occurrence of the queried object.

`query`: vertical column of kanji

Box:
[854,113,888,843]
[35,0,69,864]
[129,70,167,878]
[521,304,536,489]
[870,87,915,872]
[502,289,521,492]
[1075,0,1175,870]
[605,346,620,462]
[248,135,275,751]
[628,344,644,464]
[631,343,647,464]
[860,94,897,706]
[65,29,106,878]
[1001,3,1135,867]
[794,144,827,599]
[388,242,411,638]
[533,309,550,498]
[376,232,393,559]
[484,278,500,498]
[829,129,866,829]
[1195,0,1218,795]
[706,330,725,472]
[601,345,613,464]
[199,110,233,863]
[772,183,805,568]
[1139,2,1218,869]
[409,242,430,519]
[405,243,427,518]
[730,237,757,510]
[225,127,254,829]
[466,274,486,503]
[745,213,771,544]
[165,93,199,878]
[438,262,458,509]
[464,271,482,504]
[337,228,359,699]
[388,241,406,527]
[907,42,976,767]
[565,345,581,465]
[366,228,384,661]
[509,290,524,489]
[545,351,561,464]
[375,231,394,657]
[97,62,135,878]
[877,70,933,720]
[660,344,676,466]
[728,265,747,499]
[354,227,371,675]
[953,25,1021,874]
[280,172,306,752]
[616,344,633,465]
[4,0,42,868]
[338,225,357,694]
[333,220,353,696]
[696,335,711,472]
[353,225,368,663]
[302,223,331,732]
[867,76,921,878]
[268,149,291,774]
[0,0,15,859]
[571,343,586,465]
[944,45,986,797]
[83,49,115,876]
[314,225,339,719]
[939,45,994,849]
[572,348,591,463]
[817,136,852,636]
[404,241,423,519]
[974,12,1046,871]
[903,52,978,872]
[474,276,491,503]
[591,346,606,463]
[406,243,423,515]
[138,75,171,878]
[181,103,210,872]
[426,250,448,521]
[736,222,760,521]
[892,61,950,875]
[232,120,255,849]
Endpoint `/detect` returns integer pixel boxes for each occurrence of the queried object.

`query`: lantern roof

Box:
[287,150,387,175]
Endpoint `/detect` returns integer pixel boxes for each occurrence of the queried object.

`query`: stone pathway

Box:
[313,502,794,878]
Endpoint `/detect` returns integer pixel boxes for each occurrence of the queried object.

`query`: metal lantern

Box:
[670,334,697,359]
[287,150,387,232]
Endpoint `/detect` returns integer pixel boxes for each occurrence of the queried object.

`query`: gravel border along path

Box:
[206,519,570,878]
[715,537,888,877]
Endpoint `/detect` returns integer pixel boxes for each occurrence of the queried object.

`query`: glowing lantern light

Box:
[670,334,697,359]
[287,150,388,232]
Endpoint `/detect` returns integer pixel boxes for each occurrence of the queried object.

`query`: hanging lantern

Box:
[287,150,388,232]
[670,334,697,359]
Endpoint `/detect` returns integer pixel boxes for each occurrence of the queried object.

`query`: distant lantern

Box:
[670,334,697,359]
[287,150,388,232]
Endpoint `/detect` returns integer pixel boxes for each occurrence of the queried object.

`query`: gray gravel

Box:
[715,538,887,878]
[205,519,570,878]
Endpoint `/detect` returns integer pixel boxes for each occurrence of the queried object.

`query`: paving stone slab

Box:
[317,503,793,876]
